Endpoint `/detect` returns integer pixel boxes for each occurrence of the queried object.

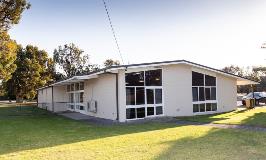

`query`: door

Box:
[145,87,163,117]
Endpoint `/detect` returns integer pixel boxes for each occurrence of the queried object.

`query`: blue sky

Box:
[9,0,266,68]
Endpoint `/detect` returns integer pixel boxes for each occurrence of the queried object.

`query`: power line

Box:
[102,0,125,64]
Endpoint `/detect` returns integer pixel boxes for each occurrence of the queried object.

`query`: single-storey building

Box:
[37,60,258,122]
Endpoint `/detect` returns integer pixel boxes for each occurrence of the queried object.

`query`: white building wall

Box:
[53,86,68,112]
[162,64,193,116]
[118,70,127,122]
[217,74,237,112]
[37,87,53,111]
[83,74,117,120]
[162,64,237,117]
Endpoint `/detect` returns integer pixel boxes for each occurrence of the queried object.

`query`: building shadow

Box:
[0,105,179,156]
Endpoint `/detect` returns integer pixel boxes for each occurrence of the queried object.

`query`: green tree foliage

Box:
[0,31,17,81]
[0,0,30,31]
[6,45,52,101]
[53,43,91,78]
[222,65,244,77]
[222,65,261,93]
[104,59,120,67]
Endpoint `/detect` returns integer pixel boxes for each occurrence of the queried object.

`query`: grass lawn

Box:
[1,104,266,160]
[177,107,266,127]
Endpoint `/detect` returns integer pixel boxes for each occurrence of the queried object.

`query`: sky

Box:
[9,0,266,69]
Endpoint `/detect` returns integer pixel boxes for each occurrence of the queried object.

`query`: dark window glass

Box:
[205,88,210,100]
[80,92,84,103]
[137,107,145,118]
[80,82,84,90]
[126,87,135,105]
[67,85,70,92]
[75,83,80,91]
[155,89,162,104]
[79,105,84,110]
[200,103,205,112]
[136,87,145,105]
[193,104,199,113]
[126,108,136,119]
[146,89,154,104]
[145,69,162,86]
[147,107,154,116]
[156,106,163,115]
[199,87,205,101]
[192,71,204,86]
[71,84,74,91]
[205,75,216,86]
[70,105,74,109]
[70,93,74,103]
[125,72,144,86]
[212,103,217,111]
[211,87,216,100]
[192,87,198,102]
[206,103,212,111]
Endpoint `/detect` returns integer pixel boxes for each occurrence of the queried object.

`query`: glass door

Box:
[146,87,163,117]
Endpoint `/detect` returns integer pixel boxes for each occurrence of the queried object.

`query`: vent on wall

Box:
[87,100,97,113]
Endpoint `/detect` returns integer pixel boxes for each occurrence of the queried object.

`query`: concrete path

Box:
[57,112,266,132]
[58,111,119,125]
[174,120,266,132]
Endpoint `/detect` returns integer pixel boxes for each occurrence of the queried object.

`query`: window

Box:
[192,87,198,102]
[199,103,205,112]
[136,87,145,105]
[193,104,199,113]
[205,75,216,86]
[156,106,163,115]
[192,71,217,113]
[206,103,212,111]
[75,83,80,91]
[71,84,74,91]
[126,108,136,119]
[192,72,204,86]
[155,89,162,104]
[211,87,216,100]
[145,69,162,86]
[137,107,145,118]
[205,88,211,100]
[80,92,84,103]
[147,107,154,116]
[146,89,154,104]
[67,82,85,111]
[199,87,205,101]
[126,87,135,105]
[125,69,163,120]
[125,71,144,86]
[80,82,84,90]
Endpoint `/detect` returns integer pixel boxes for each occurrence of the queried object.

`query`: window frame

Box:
[192,71,218,114]
[66,82,85,112]
[125,68,164,120]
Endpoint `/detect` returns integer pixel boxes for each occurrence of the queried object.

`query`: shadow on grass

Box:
[177,107,266,128]
[155,128,266,160]
[0,105,178,156]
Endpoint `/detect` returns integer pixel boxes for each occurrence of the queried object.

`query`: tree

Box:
[222,65,261,93]
[53,43,91,78]
[5,45,52,101]
[0,0,30,31]
[0,31,17,82]
[104,59,120,67]
[222,65,244,77]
